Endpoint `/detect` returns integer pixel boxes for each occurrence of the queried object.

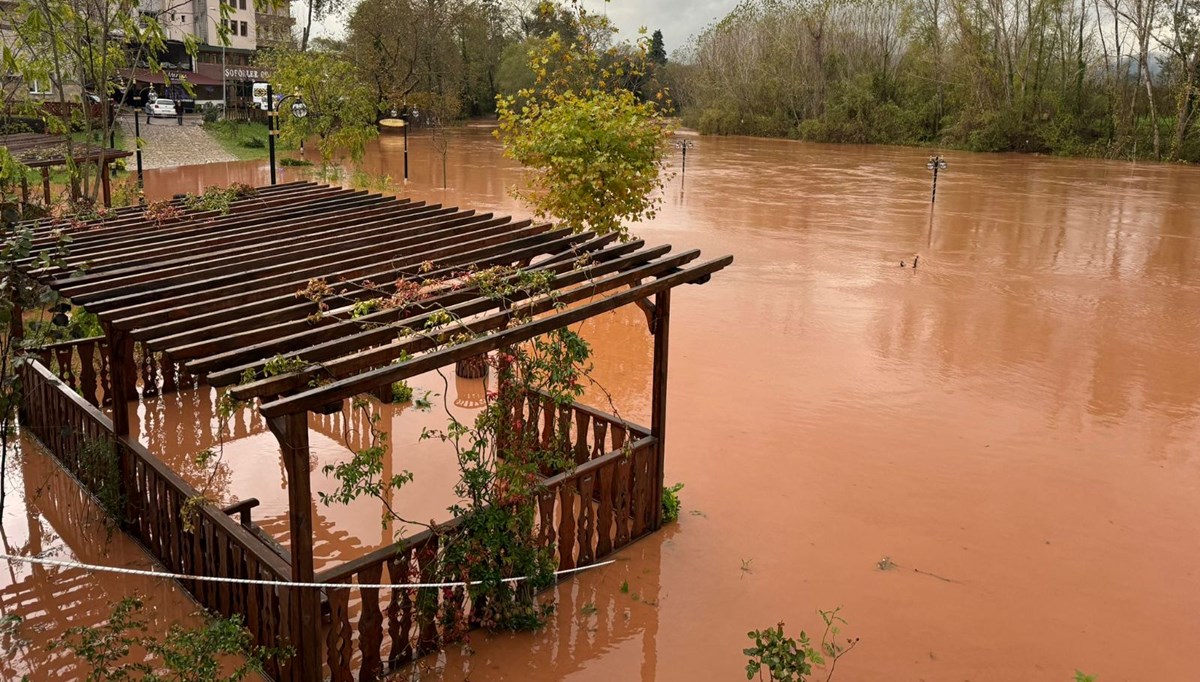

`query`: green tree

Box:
[649,29,667,65]
[256,48,379,162]
[496,1,672,238]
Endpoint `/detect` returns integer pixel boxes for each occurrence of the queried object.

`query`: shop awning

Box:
[119,68,223,87]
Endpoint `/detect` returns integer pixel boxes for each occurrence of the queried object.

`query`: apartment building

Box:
[135,0,294,109]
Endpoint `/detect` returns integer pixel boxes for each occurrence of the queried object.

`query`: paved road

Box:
[117,113,239,170]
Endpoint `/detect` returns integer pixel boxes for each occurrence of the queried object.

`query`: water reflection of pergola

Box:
[16,182,731,681]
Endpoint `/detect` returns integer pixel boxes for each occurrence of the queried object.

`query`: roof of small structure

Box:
[17,182,732,417]
[1,133,132,169]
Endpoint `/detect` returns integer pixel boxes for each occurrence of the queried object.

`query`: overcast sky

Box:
[299,0,739,60]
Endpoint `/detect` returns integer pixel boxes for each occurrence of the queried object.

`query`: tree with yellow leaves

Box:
[495,1,672,240]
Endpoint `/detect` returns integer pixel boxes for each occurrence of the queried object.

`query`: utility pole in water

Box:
[926,154,947,203]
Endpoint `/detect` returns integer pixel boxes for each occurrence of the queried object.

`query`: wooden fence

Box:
[21,352,658,682]
[315,431,659,681]
[17,358,299,682]
[34,335,201,408]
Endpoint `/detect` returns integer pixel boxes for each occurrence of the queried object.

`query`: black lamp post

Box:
[676,139,694,175]
[926,154,947,203]
[268,89,310,185]
[132,91,146,188]
[267,84,276,185]
[393,109,409,183]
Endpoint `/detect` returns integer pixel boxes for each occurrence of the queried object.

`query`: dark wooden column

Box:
[650,289,671,530]
[100,161,112,207]
[267,411,322,682]
[41,168,50,205]
[104,324,136,436]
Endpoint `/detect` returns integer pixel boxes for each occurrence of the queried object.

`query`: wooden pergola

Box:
[1,132,132,207]
[17,181,731,679]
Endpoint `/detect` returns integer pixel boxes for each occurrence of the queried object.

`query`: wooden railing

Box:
[509,389,651,472]
[314,429,659,681]
[34,335,200,407]
[18,358,298,682]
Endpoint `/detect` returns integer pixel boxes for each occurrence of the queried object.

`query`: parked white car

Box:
[144,99,176,117]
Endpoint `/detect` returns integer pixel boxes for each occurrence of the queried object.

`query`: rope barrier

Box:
[0,553,614,590]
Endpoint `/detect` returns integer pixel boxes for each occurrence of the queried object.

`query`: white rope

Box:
[0,553,614,590]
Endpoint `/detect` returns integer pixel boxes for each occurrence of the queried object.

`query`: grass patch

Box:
[202,120,294,160]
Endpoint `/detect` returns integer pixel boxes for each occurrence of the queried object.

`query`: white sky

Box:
[296,0,740,59]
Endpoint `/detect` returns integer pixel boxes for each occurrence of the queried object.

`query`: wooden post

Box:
[41,167,51,205]
[104,324,136,437]
[267,412,322,682]
[101,161,112,207]
[649,289,670,529]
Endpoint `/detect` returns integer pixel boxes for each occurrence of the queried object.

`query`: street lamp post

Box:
[267,84,276,185]
[133,93,144,188]
[926,154,947,204]
[267,89,310,184]
[676,139,694,175]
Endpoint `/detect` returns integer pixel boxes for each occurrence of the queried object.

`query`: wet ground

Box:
[4,126,1199,680]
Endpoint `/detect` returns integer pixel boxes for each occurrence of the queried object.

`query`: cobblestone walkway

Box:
[117,113,239,169]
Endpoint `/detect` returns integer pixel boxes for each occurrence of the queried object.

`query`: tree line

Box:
[665,0,1200,161]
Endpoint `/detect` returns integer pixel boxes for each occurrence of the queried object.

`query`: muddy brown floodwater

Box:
[5,126,1200,681]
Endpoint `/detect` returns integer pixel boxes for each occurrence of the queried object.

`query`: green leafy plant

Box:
[280,157,313,167]
[49,596,285,681]
[182,184,258,215]
[200,103,222,124]
[1074,672,1097,682]
[391,380,413,403]
[256,48,380,163]
[662,482,684,522]
[744,609,858,682]
[350,298,381,319]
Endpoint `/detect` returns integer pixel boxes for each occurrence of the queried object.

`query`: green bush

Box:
[662,482,684,523]
[392,380,413,403]
[200,103,221,124]
[241,137,265,148]
[280,157,313,166]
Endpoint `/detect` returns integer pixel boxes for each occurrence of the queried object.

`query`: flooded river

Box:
[4,127,1199,681]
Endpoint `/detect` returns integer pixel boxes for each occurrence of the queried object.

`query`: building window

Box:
[239,0,246,9]
[27,79,50,95]
[240,21,247,36]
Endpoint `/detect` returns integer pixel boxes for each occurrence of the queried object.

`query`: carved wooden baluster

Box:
[574,409,591,466]
[597,461,615,557]
[540,396,555,450]
[610,425,626,452]
[358,563,385,680]
[77,342,99,406]
[557,479,577,570]
[324,586,353,682]
[537,489,557,556]
[387,551,413,667]
[416,540,439,656]
[616,450,632,547]
[578,473,596,566]
[524,396,541,455]
[557,404,573,455]
[98,347,112,406]
[243,557,261,644]
[592,418,608,461]
[54,347,76,391]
